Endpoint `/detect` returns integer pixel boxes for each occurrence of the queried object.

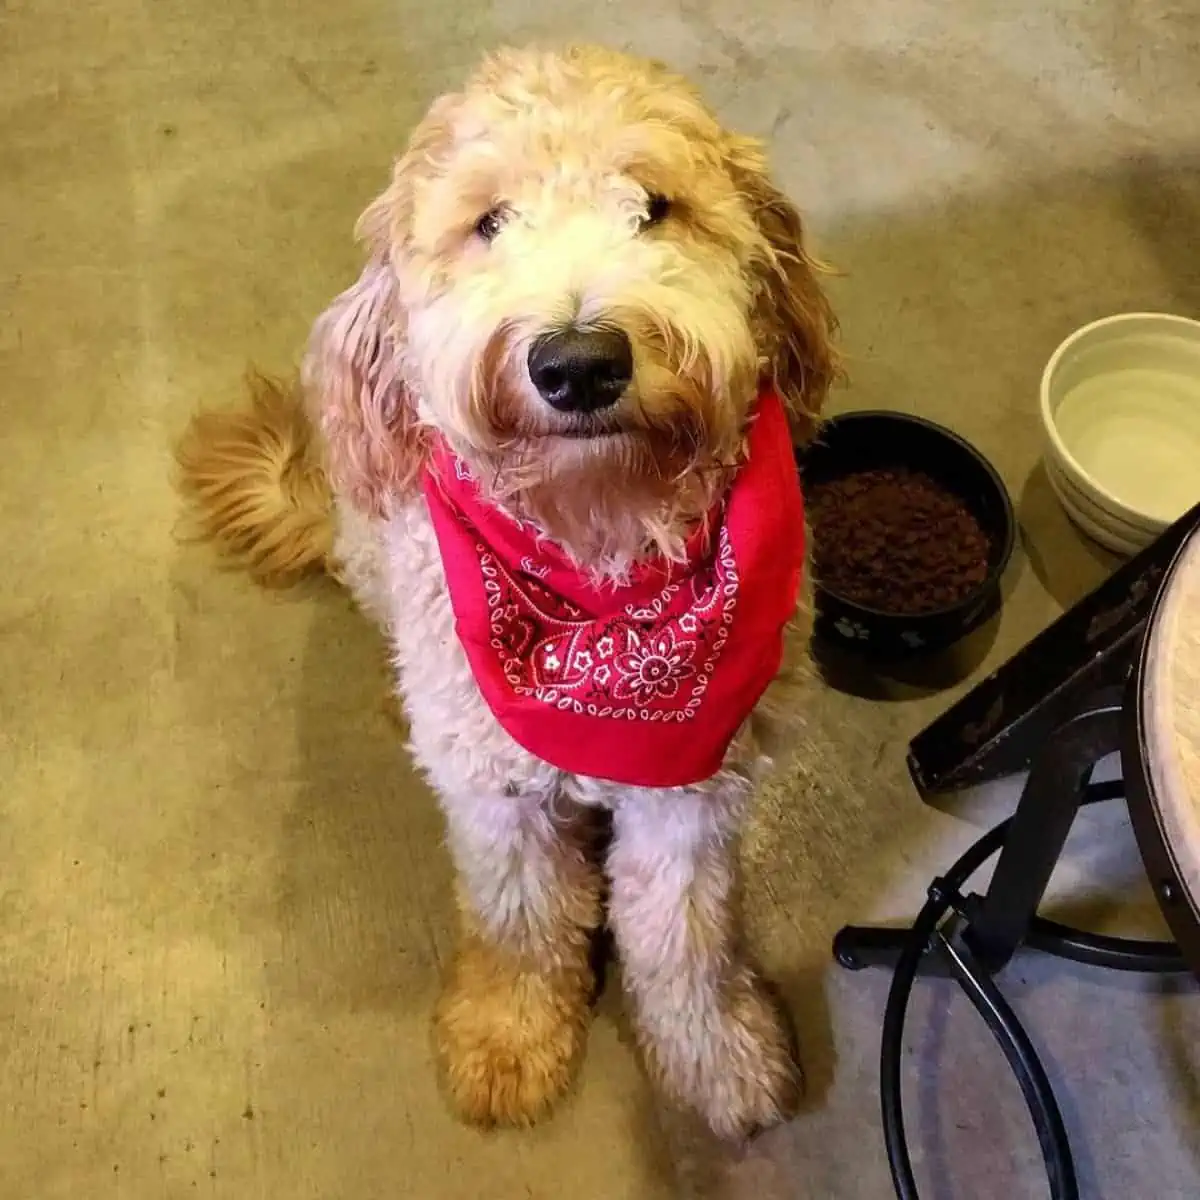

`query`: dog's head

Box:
[309,45,837,574]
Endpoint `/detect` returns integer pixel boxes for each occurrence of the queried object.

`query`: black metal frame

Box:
[833,691,1189,1200]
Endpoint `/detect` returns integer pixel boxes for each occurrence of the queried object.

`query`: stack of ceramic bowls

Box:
[1041,313,1200,555]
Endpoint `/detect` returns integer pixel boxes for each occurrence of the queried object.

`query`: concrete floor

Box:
[4,1,1200,1197]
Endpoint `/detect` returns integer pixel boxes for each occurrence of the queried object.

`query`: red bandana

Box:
[421,390,805,788]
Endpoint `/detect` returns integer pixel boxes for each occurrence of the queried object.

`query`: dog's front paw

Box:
[434,937,592,1127]
[643,971,803,1143]
[717,984,803,1142]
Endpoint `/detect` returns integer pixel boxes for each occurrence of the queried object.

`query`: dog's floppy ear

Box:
[304,186,427,519]
[725,136,840,444]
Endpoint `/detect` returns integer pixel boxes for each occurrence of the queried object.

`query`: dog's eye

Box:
[474,207,507,242]
[641,193,672,229]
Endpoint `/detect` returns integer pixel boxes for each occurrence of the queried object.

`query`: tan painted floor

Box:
[4,1,1200,1197]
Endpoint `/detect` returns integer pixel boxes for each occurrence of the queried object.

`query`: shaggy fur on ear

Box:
[303,248,425,521]
[725,136,841,443]
[304,90,478,520]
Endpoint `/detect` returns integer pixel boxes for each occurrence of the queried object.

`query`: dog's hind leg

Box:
[433,784,603,1127]
[174,373,333,585]
[607,776,802,1142]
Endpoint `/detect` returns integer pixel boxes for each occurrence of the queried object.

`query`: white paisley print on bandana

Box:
[479,529,739,722]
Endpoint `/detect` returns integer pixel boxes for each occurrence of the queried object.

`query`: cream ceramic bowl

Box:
[1041,313,1200,555]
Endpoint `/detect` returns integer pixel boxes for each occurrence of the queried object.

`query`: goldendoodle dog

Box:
[176,44,837,1141]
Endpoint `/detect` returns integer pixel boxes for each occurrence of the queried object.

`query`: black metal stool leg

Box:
[964,695,1122,971]
[833,925,915,972]
[834,695,1120,978]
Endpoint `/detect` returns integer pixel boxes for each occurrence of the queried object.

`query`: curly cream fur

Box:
[175,43,836,1141]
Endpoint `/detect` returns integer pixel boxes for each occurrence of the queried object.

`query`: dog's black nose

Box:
[527,328,633,414]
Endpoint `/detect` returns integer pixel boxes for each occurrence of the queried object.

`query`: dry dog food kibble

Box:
[808,467,990,615]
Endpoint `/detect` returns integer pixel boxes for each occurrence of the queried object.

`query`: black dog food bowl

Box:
[797,411,1016,659]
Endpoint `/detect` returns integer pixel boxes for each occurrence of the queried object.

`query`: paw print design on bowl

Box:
[833,618,870,641]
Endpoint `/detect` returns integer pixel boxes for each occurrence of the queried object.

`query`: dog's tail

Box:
[174,373,334,586]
